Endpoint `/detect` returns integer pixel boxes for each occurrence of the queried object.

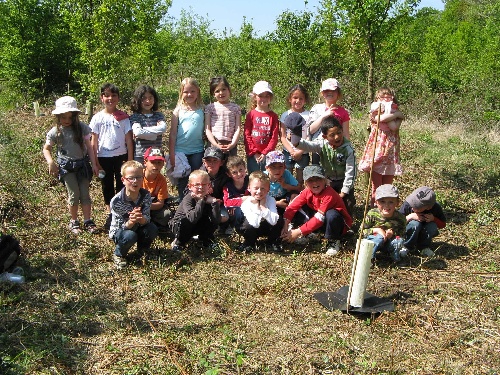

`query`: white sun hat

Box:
[52,96,80,115]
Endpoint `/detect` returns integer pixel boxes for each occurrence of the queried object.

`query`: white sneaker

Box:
[113,254,127,269]
[399,246,409,258]
[420,248,435,257]
[324,240,340,256]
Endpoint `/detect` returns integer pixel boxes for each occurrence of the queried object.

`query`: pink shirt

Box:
[205,102,241,142]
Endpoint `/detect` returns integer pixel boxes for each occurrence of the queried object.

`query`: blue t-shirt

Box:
[265,169,298,199]
[175,108,204,155]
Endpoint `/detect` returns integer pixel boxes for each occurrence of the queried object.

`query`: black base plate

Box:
[314,285,394,313]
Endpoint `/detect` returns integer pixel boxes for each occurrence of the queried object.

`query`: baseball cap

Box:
[265,151,285,166]
[252,81,273,95]
[303,165,326,181]
[203,146,224,160]
[320,78,341,92]
[52,96,80,115]
[144,147,165,161]
[284,112,305,145]
[375,184,400,201]
[406,186,436,209]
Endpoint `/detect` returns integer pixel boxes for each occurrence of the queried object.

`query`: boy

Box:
[141,147,171,229]
[281,165,352,256]
[237,171,283,252]
[169,170,220,252]
[399,186,446,257]
[362,184,406,262]
[109,161,158,269]
[223,156,249,231]
[201,146,231,232]
[264,150,302,215]
[288,116,356,215]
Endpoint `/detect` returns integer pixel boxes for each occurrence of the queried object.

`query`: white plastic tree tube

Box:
[349,239,375,307]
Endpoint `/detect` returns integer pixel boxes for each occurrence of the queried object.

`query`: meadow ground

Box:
[0,109,499,374]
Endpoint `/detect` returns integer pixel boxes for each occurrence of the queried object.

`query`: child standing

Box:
[142,147,171,229]
[169,78,205,200]
[279,84,311,184]
[205,76,241,158]
[362,184,406,262]
[130,85,167,164]
[90,83,133,229]
[169,170,221,253]
[223,156,249,231]
[358,87,405,205]
[290,116,356,216]
[308,78,350,165]
[281,165,352,256]
[237,171,284,253]
[244,81,280,173]
[399,186,446,257]
[43,96,99,234]
[109,161,158,269]
[264,151,301,215]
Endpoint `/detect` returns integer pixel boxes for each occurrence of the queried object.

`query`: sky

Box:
[167,0,445,36]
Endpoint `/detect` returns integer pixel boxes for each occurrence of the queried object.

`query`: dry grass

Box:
[0,109,499,374]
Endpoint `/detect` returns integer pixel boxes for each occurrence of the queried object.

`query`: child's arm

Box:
[228,115,241,151]
[42,143,58,177]
[132,117,167,140]
[341,144,356,197]
[280,122,296,154]
[125,131,134,161]
[84,137,99,176]
[342,120,350,139]
[169,109,179,168]
[90,132,102,171]
[204,109,220,149]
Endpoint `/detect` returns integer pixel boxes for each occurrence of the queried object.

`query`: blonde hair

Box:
[188,169,210,183]
[121,160,143,176]
[375,87,398,104]
[248,171,270,187]
[177,77,203,109]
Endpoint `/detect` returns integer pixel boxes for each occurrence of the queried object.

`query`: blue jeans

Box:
[366,234,404,262]
[177,151,204,200]
[113,222,159,257]
[293,207,344,240]
[404,220,438,250]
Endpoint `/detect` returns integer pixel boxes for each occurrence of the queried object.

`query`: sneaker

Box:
[83,219,98,234]
[399,246,409,258]
[324,240,340,256]
[420,248,435,257]
[113,254,127,269]
[268,243,283,253]
[69,220,81,234]
[104,213,112,231]
[170,239,184,255]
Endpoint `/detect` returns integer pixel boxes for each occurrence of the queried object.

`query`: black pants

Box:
[237,216,284,247]
[98,154,128,205]
[329,180,356,217]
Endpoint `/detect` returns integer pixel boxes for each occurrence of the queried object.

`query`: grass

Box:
[0,108,499,374]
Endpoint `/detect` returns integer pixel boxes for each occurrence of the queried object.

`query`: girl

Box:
[205,76,241,159]
[130,85,167,164]
[169,77,205,200]
[244,80,280,173]
[90,83,133,229]
[279,84,311,184]
[43,96,99,234]
[358,87,405,205]
[307,78,350,165]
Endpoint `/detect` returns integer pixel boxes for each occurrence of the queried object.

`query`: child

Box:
[244,81,280,173]
[169,78,205,200]
[281,165,352,256]
[43,96,99,234]
[222,156,249,232]
[205,76,241,158]
[200,146,231,231]
[362,184,406,262]
[130,85,167,164]
[169,170,220,252]
[90,83,133,229]
[264,150,301,215]
[109,161,158,269]
[369,94,400,132]
[289,115,356,215]
[308,78,350,165]
[399,186,446,257]
[358,87,405,205]
[237,171,284,252]
[279,84,311,184]
[142,147,171,229]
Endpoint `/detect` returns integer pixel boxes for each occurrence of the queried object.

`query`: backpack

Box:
[0,234,21,273]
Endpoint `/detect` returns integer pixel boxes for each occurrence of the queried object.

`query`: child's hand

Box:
[385,228,394,239]
[276,198,288,209]
[48,161,59,177]
[205,196,217,204]
[128,207,143,224]
[292,149,303,161]
[282,228,302,243]
[255,153,264,163]
[407,213,420,222]
[422,213,434,222]
[372,228,387,241]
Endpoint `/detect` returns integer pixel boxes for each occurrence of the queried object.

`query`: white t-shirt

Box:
[89,111,131,157]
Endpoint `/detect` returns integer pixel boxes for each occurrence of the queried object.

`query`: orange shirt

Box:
[142,173,169,201]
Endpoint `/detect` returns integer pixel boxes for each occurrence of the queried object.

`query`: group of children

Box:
[43,77,446,269]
